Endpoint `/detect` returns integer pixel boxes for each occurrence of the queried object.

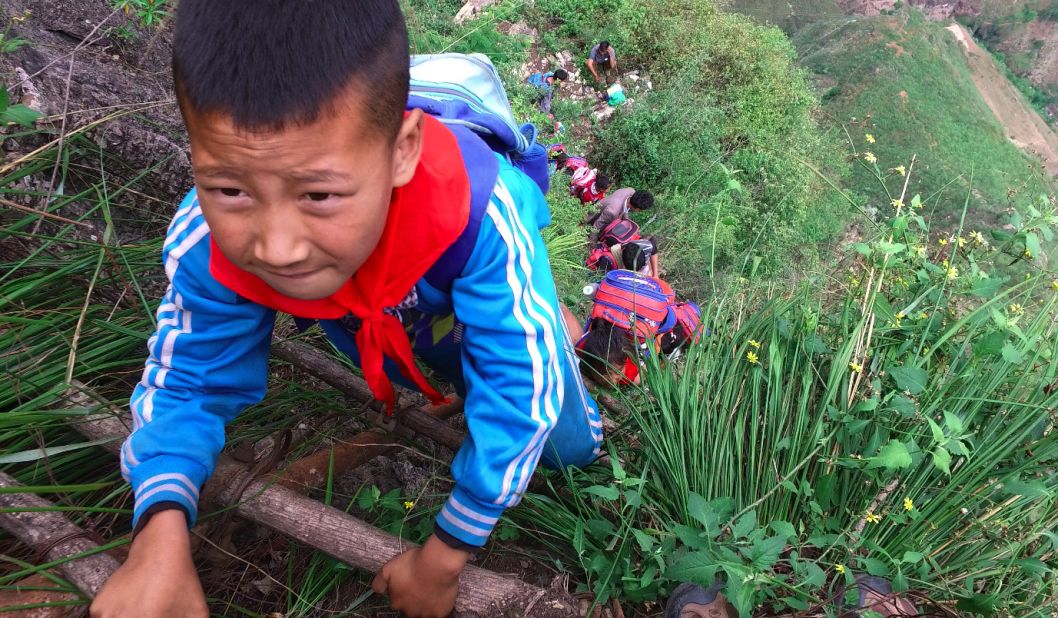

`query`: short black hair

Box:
[173,0,410,138]
[577,321,631,384]
[624,239,652,272]
[554,69,569,81]
[595,174,612,191]
[555,152,570,164]
[630,190,654,210]
[599,40,611,50]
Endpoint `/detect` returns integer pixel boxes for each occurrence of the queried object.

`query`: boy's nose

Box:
[253,211,311,269]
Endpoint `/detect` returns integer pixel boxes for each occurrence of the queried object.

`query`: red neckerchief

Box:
[209,114,470,411]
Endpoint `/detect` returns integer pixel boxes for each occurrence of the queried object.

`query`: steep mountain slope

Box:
[793,11,1052,223]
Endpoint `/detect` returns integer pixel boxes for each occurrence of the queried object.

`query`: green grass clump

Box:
[517,168,1058,615]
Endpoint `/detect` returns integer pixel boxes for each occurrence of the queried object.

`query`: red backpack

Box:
[570,166,596,197]
[600,217,641,246]
[590,270,676,341]
[586,243,617,272]
[672,301,703,344]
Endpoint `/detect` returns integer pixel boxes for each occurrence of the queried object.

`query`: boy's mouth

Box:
[265,268,322,280]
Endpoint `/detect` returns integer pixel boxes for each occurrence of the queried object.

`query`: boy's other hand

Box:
[372,534,470,617]
[90,509,207,618]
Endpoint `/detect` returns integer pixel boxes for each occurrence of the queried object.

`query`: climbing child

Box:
[91,3,602,618]
[526,68,568,114]
[585,187,654,243]
[570,166,611,204]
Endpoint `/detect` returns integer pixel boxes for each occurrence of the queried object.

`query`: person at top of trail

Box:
[586,39,618,84]
[89,2,602,618]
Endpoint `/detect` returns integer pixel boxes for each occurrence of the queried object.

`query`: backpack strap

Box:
[422,124,498,292]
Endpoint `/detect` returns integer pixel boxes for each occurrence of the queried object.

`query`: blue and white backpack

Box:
[406,53,551,291]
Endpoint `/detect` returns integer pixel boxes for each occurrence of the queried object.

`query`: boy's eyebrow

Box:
[194,166,353,183]
[286,169,355,183]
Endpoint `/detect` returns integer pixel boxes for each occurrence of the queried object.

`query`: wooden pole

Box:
[0,472,121,599]
[272,340,465,451]
[64,384,577,617]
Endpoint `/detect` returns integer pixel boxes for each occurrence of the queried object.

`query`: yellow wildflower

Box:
[938,238,948,246]
[957,236,967,248]
[835,564,847,575]
[896,312,906,320]
[969,230,985,245]
[917,311,928,320]
[1009,303,1024,316]
[1052,279,1058,291]
[904,497,914,511]
[1024,248,1034,259]
[891,198,904,210]
[849,362,863,373]
[403,500,415,510]
[866,511,882,524]
[748,339,761,348]
[945,266,959,281]
[894,165,906,176]
[866,133,876,144]
[913,245,926,258]
[746,350,759,364]
[864,152,877,164]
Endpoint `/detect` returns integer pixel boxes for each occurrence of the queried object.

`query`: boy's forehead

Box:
[183,83,388,149]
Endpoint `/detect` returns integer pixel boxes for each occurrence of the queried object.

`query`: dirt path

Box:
[945,23,1058,176]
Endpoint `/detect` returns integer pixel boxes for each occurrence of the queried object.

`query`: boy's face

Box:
[185,92,423,300]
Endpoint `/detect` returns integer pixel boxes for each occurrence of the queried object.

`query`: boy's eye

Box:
[306,192,332,202]
[218,188,244,198]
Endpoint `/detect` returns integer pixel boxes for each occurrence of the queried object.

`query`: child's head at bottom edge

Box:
[174,0,421,301]
[577,321,640,386]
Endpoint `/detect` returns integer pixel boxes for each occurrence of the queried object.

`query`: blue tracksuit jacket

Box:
[122,158,603,547]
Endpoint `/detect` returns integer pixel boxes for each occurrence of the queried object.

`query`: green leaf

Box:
[889,395,916,417]
[770,520,797,540]
[1003,479,1052,498]
[731,510,757,539]
[875,241,906,255]
[932,447,952,475]
[910,194,922,209]
[889,365,927,394]
[927,418,944,444]
[863,557,889,577]
[747,534,787,570]
[0,437,118,464]
[1001,342,1022,364]
[956,594,999,614]
[1025,232,1042,258]
[867,440,913,470]
[901,551,924,564]
[583,485,619,501]
[990,229,1013,242]
[632,528,655,553]
[943,411,964,434]
[853,242,872,256]
[0,103,41,128]
[0,84,7,110]
[973,330,1007,357]
[815,474,837,509]
[804,562,826,589]
[970,275,1004,298]
[1014,558,1050,577]
[668,550,721,583]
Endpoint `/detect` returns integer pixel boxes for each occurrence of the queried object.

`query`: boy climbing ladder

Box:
[91,3,602,618]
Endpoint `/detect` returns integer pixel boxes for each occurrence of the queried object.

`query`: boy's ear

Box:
[391,108,424,188]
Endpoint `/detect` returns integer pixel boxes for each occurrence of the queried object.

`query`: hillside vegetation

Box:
[794,10,1053,227]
